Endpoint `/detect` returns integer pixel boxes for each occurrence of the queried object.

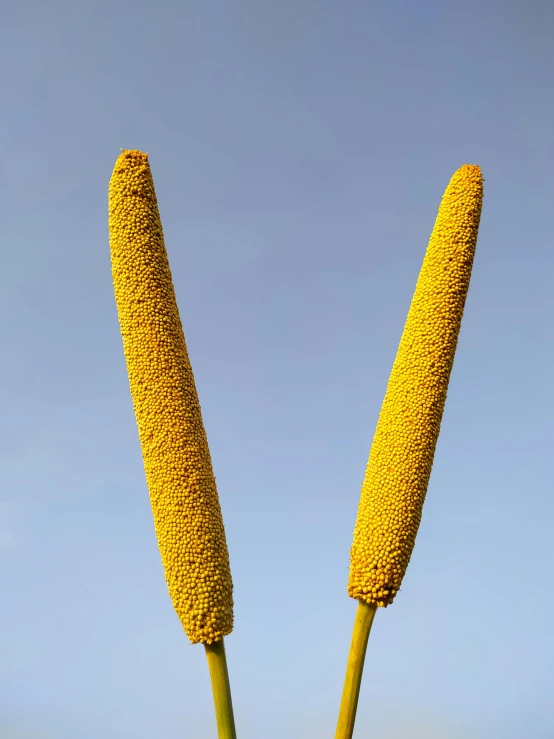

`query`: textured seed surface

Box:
[108,150,233,643]
[348,165,483,607]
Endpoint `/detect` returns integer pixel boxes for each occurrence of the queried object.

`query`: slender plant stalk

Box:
[335,601,377,739]
[109,151,238,734]
[205,639,237,739]
[335,165,483,738]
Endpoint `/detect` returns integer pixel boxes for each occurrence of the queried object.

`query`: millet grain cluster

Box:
[108,150,234,644]
[348,164,484,607]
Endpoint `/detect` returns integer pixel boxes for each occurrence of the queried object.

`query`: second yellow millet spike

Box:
[108,149,234,645]
[348,164,484,608]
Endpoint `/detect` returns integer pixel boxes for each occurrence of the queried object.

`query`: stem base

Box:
[205,638,237,739]
[335,600,377,739]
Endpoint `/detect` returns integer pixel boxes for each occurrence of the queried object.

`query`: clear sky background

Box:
[1,2,553,738]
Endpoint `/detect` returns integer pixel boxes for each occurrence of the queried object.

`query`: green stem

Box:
[335,600,377,739]
[204,638,237,739]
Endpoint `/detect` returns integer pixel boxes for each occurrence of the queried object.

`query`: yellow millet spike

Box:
[108,150,234,644]
[348,164,483,608]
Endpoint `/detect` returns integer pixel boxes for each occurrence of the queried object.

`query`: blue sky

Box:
[1,1,553,737]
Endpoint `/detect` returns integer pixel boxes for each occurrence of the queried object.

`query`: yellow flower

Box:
[348,164,484,607]
[108,150,233,643]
